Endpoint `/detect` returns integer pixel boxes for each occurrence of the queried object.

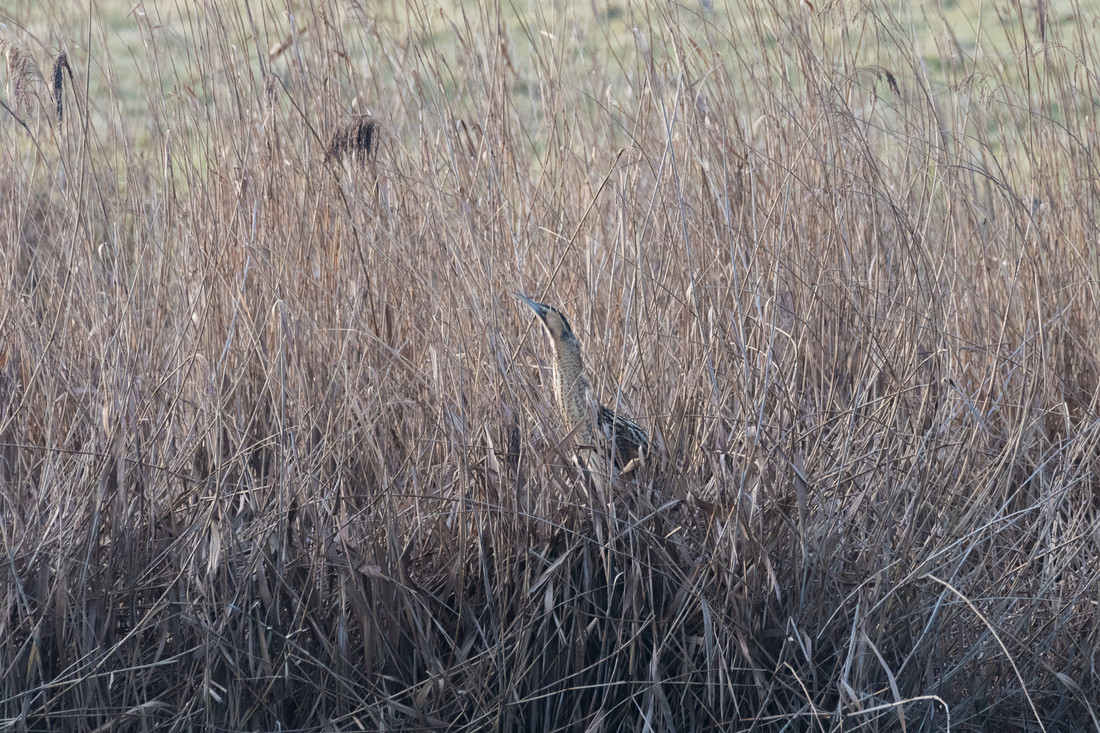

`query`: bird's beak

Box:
[514,292,549,320]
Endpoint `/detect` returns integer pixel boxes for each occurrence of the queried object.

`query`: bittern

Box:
[515,293,649,475]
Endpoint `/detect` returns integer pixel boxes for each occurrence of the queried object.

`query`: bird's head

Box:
[515,293,577,345]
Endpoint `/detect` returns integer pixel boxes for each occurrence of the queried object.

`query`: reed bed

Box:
[2,0,1099,729]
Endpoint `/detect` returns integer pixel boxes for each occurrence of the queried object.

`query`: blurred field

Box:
[3,0,1100,730]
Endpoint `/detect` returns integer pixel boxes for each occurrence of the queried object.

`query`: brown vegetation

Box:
[2,1,1099,730]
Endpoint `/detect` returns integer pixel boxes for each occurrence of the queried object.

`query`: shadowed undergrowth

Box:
[2,0,1100,730]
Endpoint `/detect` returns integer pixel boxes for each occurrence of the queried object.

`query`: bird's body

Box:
[516,293,648,474]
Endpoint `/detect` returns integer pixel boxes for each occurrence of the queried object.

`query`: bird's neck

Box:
[549,337,591,433]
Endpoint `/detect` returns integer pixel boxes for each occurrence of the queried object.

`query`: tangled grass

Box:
[2,0,1100,730]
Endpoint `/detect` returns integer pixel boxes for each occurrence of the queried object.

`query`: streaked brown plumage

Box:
[516,293,649,473]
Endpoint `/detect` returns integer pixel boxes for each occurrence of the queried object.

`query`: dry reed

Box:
[1,1,1099,730]
[3,36,45,120]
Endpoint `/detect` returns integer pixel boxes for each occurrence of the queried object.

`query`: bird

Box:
[515,293,649,477]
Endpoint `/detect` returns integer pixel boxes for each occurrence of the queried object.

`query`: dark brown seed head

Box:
[324,114,382,167]
[51,52,72,125]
